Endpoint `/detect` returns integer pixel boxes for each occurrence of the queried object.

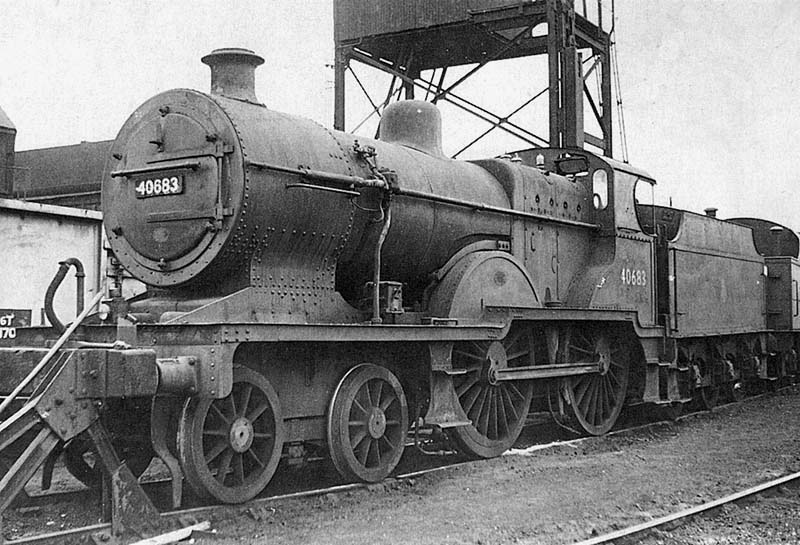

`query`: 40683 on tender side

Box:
[1,49,798,519]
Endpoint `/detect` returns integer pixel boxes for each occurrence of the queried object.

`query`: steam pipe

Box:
[371,203,392,324]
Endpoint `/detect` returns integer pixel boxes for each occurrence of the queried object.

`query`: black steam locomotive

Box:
[1,48,797,513]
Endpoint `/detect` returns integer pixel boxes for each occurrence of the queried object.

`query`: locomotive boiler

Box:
[1,48,798,523]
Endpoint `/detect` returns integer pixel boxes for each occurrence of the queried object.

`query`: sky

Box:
[1,0,799,229]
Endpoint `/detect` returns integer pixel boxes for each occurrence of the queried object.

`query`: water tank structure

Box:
[333,0,614,157]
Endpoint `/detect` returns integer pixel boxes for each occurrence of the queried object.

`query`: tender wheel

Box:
[699,385,720,409]
[178,366,284,503]
[695,357,720,410]
[449,328,534,458]
[327,364,408,483]
[724,380,744,403]
[562,327,630,435]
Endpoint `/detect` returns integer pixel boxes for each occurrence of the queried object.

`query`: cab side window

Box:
[592,170,608,210]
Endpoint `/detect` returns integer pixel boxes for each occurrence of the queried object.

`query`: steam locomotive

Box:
[1,48,798,513]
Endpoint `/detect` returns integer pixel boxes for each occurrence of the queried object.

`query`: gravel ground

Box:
[3,386,799,544]
[202,386,800,545]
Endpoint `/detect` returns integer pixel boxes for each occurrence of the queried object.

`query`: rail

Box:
[569,471,800,545]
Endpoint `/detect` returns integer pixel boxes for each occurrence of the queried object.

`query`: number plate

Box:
[134,175,184,198]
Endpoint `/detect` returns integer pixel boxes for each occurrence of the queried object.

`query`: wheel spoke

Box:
[211,403,232,425]
[372,380,384,409]
[606,367,621,389]
[573,376,592,406]
[215,450,233,484]
[597,377,610,422]
[477,389,492,435]
[507,382,524,402]
[588,379,601,426]
[238,384,253,417]
[380,434,398,452]
[569,345,596,357]
[246,447,265,468]
[461,383,483,415]
[470,341,488,354]
[577,332,592,349]
[370,438,381,466]
[233,453,245,485]
[356,439,370,465]
[363,382,374,407]
[380,393,397,412]
[579,379,597,416]
[506,349,530,362]
[500,386,519,421]
[352,396,369,416]
[456,375,480,397]
[488,389,499,440]
[467,387,488,423]
[496,387,509,436]
[504,331,522,353]
[350,428,368,449]
[204,440,229,464]
[610,356,627,370]
[247,402,269,422]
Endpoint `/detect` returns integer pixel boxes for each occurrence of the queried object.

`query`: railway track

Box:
[569,471,800,545]
[2,386,793,545]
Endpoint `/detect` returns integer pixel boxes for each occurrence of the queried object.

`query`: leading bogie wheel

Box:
[177,365,284,504]
[327,364,408,483]
[449,327,535,458]
[62,399,155,488]
[561,326,630,436]
[62,436,153,488]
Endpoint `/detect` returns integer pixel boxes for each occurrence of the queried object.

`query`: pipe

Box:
[248,160,598,229]
[371,202,392,324]
[44,258,85,333]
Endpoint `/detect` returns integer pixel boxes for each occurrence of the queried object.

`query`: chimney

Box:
[704,207,717,218]
[0,106,16,198]
[201,48,264,103]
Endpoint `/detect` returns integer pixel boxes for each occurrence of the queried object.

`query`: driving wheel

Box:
[327,364,408,482]
[449,327,534,458]
[562,326,630,435]
[177,366,284,503]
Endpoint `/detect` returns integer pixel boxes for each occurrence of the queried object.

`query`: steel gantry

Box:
[333,0,615,158]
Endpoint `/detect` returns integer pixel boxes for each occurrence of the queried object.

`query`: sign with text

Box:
[0,309,31,339]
